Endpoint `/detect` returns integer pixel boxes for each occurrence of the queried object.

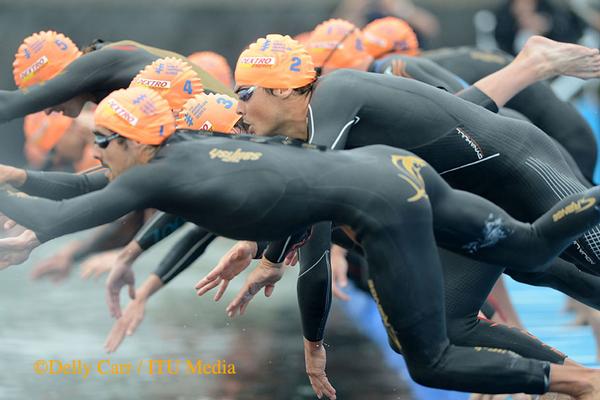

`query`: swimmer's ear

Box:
[271,88,294,99]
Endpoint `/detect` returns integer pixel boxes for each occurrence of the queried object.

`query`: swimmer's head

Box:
[362,17,420,58]
[306,19,373,74]
[234,34,315,137]
[93,87,175,179]
[130,57,204,113]
[176,93,242,133]
[235,34,316,90]
[13,31,82,89]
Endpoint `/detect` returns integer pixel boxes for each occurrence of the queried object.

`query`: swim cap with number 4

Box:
[130,57,203,111]
[13,31,82,89]
[235,34,316,89]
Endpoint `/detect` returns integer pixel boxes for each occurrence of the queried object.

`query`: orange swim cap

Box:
[94,87,175,145]
[129,57,203,112]
[23,111,73,167]
[306,19,373,71]
[235,34,316,89]
[187,51,234,89]
[293,32,312,46]
[13,31,82,89]
[176,93,240,133]
[363,17,420,58]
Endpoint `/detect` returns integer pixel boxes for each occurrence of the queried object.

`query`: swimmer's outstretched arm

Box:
[0,164,108,199]
[0,49,130,123]
[0,165,155,245]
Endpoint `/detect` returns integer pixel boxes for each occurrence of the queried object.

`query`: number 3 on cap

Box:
[183,80,193,94]
[290,57,301,72]
[217,97,234,109]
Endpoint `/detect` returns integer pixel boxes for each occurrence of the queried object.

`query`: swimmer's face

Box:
[91,126,139,180]
[236,86,288,136]
[44,94,93,118]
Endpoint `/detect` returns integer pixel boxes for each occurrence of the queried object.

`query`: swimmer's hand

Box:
[0,165,26,187]
[0,213,18,232]
[105,296,147,353]
[195,240,257,301]
[104,275,162,353]
[330,245,350,301]
[81,248,121,280]
[304,339,337,400]
[30,240,80,283]
[0,228,39,269]
[105,241,143,318]
[225,258,285,317]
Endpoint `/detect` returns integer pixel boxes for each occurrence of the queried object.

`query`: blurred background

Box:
[2,0,599,166]
[2,0,600,399]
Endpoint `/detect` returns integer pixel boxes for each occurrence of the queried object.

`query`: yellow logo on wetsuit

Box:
[367,279,403,352]
[209,148,263,163]
[391,155,429,202]
[552,197,596,222]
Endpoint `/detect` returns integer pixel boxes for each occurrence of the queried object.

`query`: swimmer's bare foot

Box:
[515,35,600,80]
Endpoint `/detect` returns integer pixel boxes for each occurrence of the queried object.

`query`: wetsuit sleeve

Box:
[0,166,156,243]
[0,49,131,122]
[262,228,312,263]
[153,224,217,284]
[133,211,187,250]
[456,86,499,113]
[505,259,600,310]
[297,222,332,341]
[19,169,109,200]
[308,71,361,149]
[254,241,269,259]
[72,211,146,262]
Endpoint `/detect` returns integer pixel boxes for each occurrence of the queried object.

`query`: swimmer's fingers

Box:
[213,279,229,302]
[304,341,336,400]
[226,261,285,317]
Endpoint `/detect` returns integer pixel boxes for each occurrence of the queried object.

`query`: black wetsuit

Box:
[306,69,600,274]
[4,133,600,394]
[422,46,598,181]
[365,52,594,361]
[0,40,233,123]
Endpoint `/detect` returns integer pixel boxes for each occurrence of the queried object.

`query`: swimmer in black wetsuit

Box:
[343,17,598,181]
[302,17,600,365]
[3,88,600,399]
[421,47,597,183]
[232,31,600,273]
[1,30,233,123]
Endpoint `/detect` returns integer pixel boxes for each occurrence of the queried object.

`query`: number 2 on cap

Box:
[183,80,193,94]
[290,57,301,72]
